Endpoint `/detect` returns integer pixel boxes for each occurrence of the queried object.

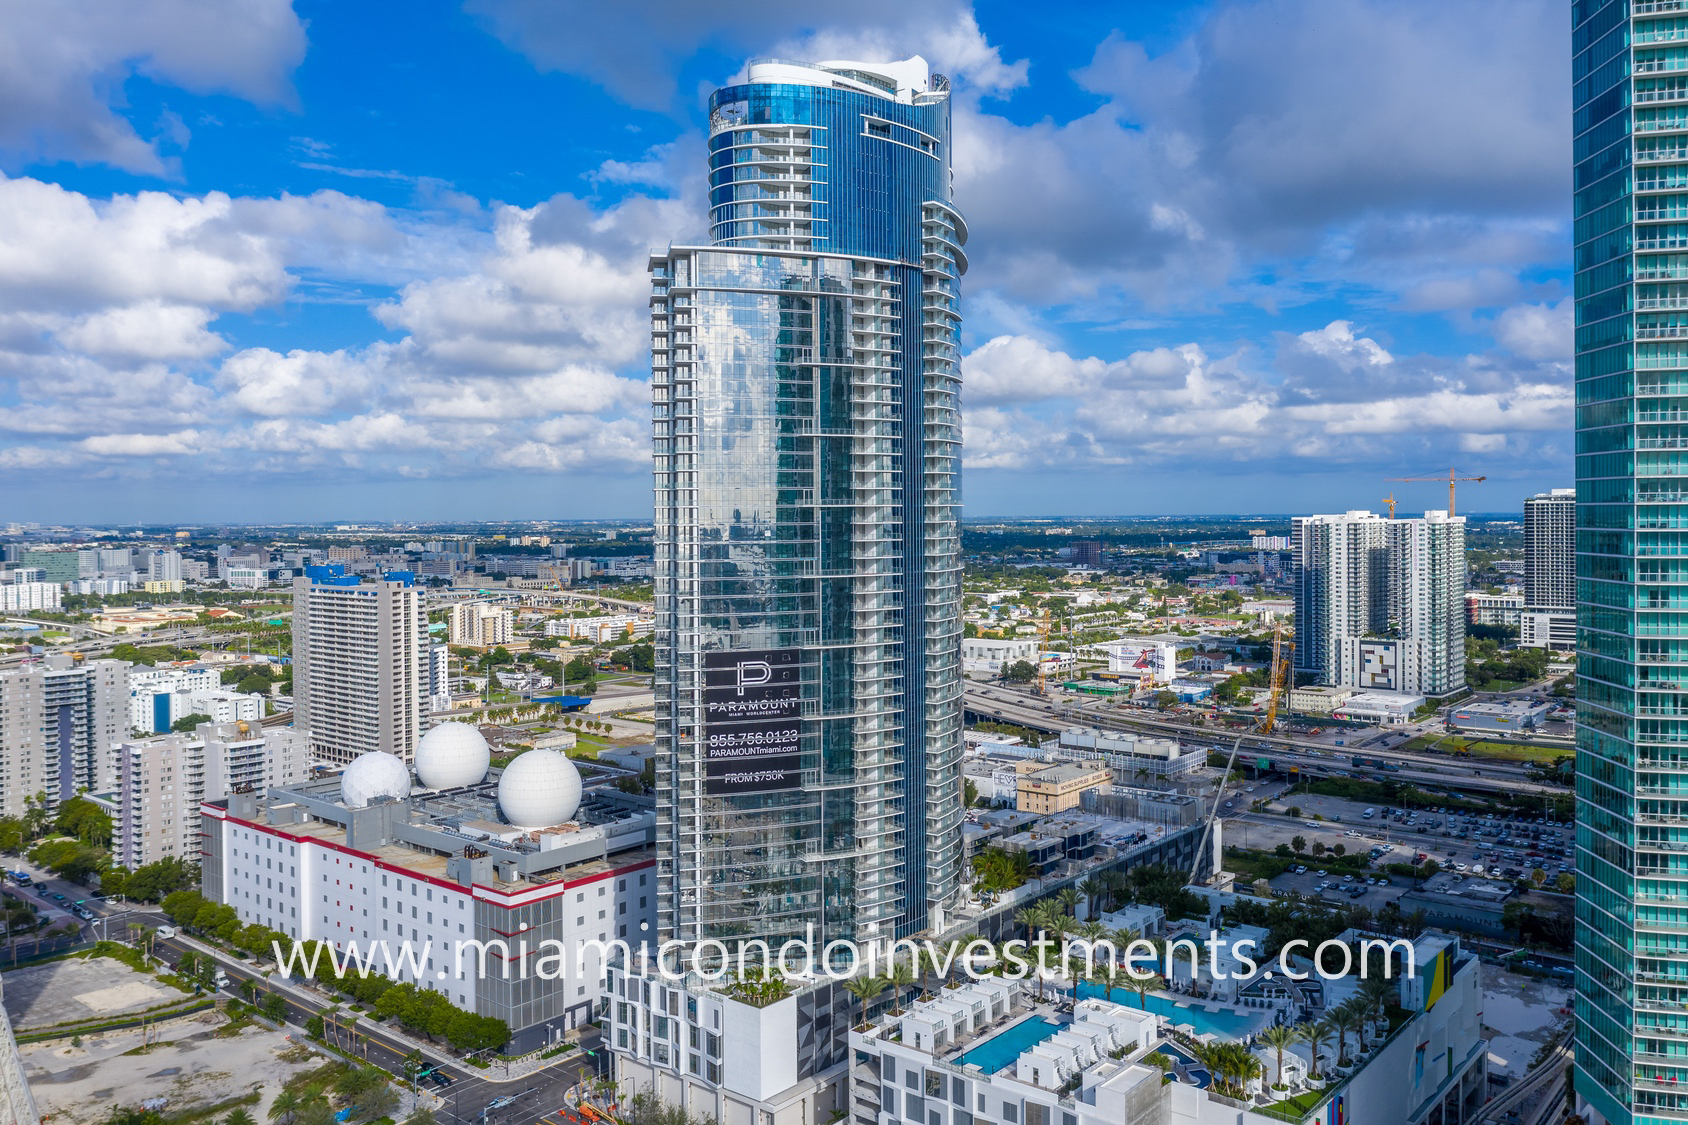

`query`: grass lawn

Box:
[1402,735,1569,765]
[1454,739,1570,764]
[1264,1087,1331,1117]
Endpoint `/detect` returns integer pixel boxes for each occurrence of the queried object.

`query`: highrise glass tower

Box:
[1573,5,1688,1123]
[650,57,967,951]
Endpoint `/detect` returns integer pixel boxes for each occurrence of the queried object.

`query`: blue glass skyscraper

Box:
[1573,5,1688,1124]
[649,57,967,950]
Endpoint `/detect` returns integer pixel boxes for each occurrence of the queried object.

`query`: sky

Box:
[0,0,1572,523]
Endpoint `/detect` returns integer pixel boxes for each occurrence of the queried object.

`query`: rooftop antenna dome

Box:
[414,722,491,790]
[340,751,412,809]
[497,749,582,829]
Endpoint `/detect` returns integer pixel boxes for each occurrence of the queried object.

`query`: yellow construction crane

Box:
[1386,467,1487,517]
[1382,492,1397,519]
[1257,620,1295,736]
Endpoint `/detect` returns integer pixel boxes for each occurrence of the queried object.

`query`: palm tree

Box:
[885,964,916,1014]
[267,1089,300,1125]
[226,1110,256,1125]
[1260,1025,1297,1089]
[1077,876,1106,918]
[1328,997,1369,1065]
[1014,905,1045,947]
[1339,995,1374,1052]
[1124,970,1164,1011]
[1359,976,1396,1026]
[1297,1019,1336,1080]
[843,975,889,1028]
[1055,887,1080,917]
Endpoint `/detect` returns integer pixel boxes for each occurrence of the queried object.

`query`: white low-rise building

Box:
[962,638,1039,675]
[544,614,653,643]
[1092,640,1178,683]
[130,665,264,733]
[202,763,656,1052]
[1333,690,1425,726]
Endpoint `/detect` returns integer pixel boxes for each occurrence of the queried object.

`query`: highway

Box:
[961,683,1570,800]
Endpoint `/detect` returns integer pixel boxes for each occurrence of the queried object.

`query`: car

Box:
[156,926,177,939]
[75,908,94,920]
[430,1072,452,1089]
[50,893,65,902]
[1349,889,1366,898]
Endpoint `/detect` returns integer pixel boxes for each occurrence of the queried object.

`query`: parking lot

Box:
[1227,791,1574,900]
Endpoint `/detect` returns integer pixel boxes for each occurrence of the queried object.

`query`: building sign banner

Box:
[702,649,804,795]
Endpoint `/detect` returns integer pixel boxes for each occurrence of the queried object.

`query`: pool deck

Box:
[940,1000,1073,1067]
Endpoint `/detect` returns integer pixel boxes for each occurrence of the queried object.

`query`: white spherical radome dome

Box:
[340,751,413,808]
[414,722,491,790]
[497,749,582,829]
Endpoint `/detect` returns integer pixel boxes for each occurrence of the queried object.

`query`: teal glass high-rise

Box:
[1573,5,1688,1124]
[649,57,967,951]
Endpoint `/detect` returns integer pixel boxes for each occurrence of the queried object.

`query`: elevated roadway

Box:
[962,684,1568,802]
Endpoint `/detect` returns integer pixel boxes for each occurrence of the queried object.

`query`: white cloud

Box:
[80,430,204,456]
[0,0,306,173]
[1493,299,1573,362]
[55,303,225,361]
[217,347,376,417]
[0,172,658,484]
[959,326,1571,474]
[469,0,1025,110]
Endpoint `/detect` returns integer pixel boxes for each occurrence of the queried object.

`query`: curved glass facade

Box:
[652,58,965,950]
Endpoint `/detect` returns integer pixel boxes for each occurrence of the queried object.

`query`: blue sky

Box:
[0,0,1571,522]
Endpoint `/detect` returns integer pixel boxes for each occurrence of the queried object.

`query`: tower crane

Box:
[1189,620,1295,885]
[1385,468,1487,517]
[1382,493,1397,519]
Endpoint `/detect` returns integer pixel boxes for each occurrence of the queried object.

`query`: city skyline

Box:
[0,1,1572,522]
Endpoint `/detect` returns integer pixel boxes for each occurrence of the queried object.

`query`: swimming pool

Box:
[1077,984,1270,1040]
[1152,1042,1211,1089]
[954,1017,1063,1073]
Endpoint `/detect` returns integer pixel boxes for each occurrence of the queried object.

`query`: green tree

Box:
[172,713,213,733]
[1290,836,1306,855]
[1002,661,1038,684]
[1260,1024,1297,1088]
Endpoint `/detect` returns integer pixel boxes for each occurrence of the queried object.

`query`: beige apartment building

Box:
[1017,763,1111,815]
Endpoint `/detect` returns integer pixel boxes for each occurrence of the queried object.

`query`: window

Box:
[926,1073,942,1097]
[906,1095,924,1121]
[952,1078,966,1106]
[1003,1105,1017,1124]
[1024,1107,1047,1125]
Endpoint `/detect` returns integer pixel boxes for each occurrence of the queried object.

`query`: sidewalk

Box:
[163,928,586,1084]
